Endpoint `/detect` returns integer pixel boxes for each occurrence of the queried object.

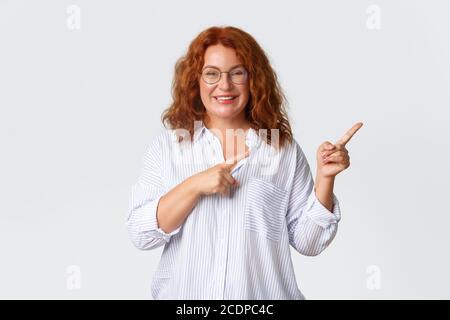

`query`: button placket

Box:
[205,133,227,299]
[211,194,229,299]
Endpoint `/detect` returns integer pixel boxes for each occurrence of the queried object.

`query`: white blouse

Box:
[127,121,341,299]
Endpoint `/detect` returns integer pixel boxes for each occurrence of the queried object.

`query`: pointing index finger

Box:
[224,150,250,170]
[336,122,363,146]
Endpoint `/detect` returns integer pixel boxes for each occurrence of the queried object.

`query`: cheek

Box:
[239,87,250,104]
[199,82,212,104]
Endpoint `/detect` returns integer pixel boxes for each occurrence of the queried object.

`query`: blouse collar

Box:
[192,121,261,149]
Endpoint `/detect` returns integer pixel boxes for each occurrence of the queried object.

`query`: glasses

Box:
[200,66,248,85]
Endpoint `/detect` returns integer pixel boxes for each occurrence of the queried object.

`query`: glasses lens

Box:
[201,67,248,84]
[230,68,247,84]
[202,68,220,84]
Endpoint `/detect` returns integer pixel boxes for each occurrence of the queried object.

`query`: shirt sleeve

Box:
[285,141,342,256]
[126,135,181,250]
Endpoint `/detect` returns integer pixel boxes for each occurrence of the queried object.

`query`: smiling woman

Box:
[162,26,293,149]
[126,26,362,300]
[199,45,250,130]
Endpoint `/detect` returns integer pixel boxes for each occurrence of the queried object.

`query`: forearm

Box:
[314,174,335,212]
[156,175,202,233]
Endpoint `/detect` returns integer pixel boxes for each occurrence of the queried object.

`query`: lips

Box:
[214,96,237,105]
[214,95,238,101]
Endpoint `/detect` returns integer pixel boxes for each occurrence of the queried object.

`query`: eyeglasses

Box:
[200,66,248,85]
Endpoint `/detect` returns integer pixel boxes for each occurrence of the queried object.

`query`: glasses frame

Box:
[199,66,249,85]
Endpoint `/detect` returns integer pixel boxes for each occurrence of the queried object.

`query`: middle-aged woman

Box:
[127,26,363,299]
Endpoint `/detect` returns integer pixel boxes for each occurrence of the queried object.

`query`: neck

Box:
[203,115,251,132]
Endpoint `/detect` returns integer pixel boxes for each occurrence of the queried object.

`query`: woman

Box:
[127,26,362,299]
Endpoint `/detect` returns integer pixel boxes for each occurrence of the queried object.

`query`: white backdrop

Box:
[1,0,449,299]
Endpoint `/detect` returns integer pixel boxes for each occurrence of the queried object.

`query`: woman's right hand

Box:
[191,151,249,197]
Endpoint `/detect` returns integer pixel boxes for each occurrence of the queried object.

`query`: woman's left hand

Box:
[316,122,363,178]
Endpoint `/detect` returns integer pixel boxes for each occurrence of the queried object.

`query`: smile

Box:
[214,96,238,104]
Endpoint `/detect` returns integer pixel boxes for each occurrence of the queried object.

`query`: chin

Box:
[212,106,243,119]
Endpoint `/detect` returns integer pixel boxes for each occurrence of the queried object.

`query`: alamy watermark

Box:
[366,5,382,30]
[366,265,381,290]
[168,121,282,176]
[66,265,81,290]
[66,5,81,30]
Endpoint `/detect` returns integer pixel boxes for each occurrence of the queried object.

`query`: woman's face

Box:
[199,44,250,126]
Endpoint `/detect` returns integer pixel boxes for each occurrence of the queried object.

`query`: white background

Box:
[1,0,449,299]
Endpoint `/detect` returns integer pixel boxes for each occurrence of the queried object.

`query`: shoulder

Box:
[141,129,173,160]
[281,137,310,170]
[145,128,179,150]
[281,137,306,159]
[144,127,193,159]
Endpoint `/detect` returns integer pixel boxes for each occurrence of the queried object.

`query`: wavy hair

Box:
[161,26,293,148]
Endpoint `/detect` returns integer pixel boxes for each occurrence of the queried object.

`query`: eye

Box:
[203,68,219,76]
[231,69,245,76]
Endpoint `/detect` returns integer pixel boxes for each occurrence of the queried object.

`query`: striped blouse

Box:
[126,121,341,300]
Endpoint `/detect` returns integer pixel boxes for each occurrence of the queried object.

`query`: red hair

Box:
[161,26,293,148]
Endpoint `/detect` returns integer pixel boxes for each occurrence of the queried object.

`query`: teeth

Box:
[216,96,235,101]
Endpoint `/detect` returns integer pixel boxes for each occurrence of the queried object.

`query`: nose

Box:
[218,72,233,91]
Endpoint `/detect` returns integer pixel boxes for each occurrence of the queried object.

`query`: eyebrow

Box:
[202,64,243,70]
